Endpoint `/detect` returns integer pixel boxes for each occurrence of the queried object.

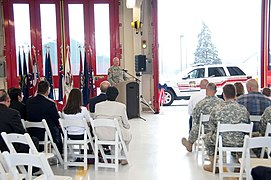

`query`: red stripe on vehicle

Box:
[177,77,249,90]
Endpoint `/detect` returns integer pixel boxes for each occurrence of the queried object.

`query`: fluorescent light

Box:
[126,0,136,8]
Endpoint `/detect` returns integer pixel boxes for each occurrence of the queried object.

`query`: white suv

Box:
[162,64,251,106]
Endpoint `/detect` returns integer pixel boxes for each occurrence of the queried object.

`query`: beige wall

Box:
[0,3,7,90]
[120,0,154,111]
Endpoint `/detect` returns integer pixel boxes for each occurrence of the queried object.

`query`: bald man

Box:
[187,79,209,131]
[88,81,111,113]
[107,57,128,84]
[237,78,271,132]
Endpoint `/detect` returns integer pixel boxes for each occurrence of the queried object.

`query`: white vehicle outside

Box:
[162,64,251,106]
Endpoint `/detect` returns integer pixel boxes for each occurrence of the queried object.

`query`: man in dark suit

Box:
[0,89,38,152]
[88,81,110,113]
[26,80,63,154]
[8,87,26,119]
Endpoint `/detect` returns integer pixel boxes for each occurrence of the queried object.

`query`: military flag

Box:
[18,48,23,89]
[82,52,90,106]
[22,50,28,103]
[79,49,84,90]
[32,46,39,95]
[27,49,34,97]
[58,48,64,102]
[45,48,54,99]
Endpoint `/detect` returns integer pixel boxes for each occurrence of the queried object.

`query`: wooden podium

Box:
[114,80,139,119]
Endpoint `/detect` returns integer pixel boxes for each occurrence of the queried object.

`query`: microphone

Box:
[122,69,128,72]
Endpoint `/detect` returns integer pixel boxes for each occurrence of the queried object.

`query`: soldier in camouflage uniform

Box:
[108,57,128,84]
[203,84,250,172]
[182,83,224,152]
[259,106,271,136]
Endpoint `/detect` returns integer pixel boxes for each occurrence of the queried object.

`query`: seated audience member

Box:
[234,82,245,97]
[182,83,224,152]
[262,87,271,98]
[62,88,93,140]
[88,81,110,113]
[203,84,250,172]
[8,87,26,119]
[0,89,38,152]
[237,79,271,132]
[259,106,271,136]
[187,79,209,132]
[26,80,63,153]
[95,86,131,165]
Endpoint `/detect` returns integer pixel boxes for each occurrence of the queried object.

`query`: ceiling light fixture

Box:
[126,0,136,8]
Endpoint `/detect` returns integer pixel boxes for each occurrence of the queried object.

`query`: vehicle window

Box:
[187,68,205,79]
[208,67,226,77]
[227,67,246,76]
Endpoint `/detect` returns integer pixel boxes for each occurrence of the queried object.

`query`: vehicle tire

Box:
[163,89,174,106]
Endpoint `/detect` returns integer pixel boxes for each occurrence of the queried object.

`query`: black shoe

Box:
[48,157,58,166]
[75,158,83,162]
[104,149,111,155]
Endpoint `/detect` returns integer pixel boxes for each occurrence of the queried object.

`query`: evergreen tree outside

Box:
[194,22,222,65]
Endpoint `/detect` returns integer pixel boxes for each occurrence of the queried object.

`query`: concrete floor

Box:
[51,101,219,180]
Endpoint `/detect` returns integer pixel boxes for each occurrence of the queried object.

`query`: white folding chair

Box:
[20,119,26,130]
[23,119,64,165]
[0,159,7,180]
[250,115,261,136]
[195,113,210,164]
[213,122,253,180]
[0,151,10,180]
[60,118,94,170]
[2,151,72,180]
[239,135,271,180]
[92,118,129,172]
[1,132,55,176]
[260,123,271,157]
[23,120,51,154]
[58,111,62,118]
[249,115,261,122]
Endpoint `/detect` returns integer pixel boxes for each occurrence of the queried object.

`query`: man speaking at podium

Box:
[107,57,128,85]
[108,57,140,119]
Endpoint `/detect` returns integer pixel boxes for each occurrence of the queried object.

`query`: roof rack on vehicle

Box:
[192,63,206,67]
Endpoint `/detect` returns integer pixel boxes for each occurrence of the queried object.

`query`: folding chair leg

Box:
[98,145,108,164]
[115,143,118,172]
[201,140,205,165]
[84,142,87,171]
[95,142,99,171]
[213,148,218,174]
[64,141,68,170]
[219,151,223,180]
[195,142,199,163]
[51,142,63,165]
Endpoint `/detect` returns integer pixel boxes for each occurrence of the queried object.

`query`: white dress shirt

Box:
[188,89,206,116]
[62,106,92,135]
